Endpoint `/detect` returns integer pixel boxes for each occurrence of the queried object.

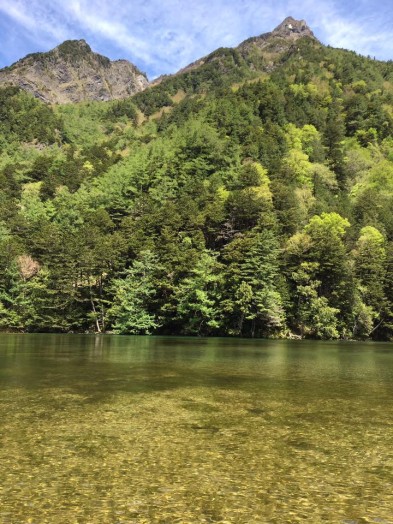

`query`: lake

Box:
[0,335,392,523]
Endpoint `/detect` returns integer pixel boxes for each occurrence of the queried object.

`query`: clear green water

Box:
[0,335,392,524]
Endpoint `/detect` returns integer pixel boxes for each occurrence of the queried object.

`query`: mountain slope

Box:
[151,17,316,89]
[0,40,149,104]
[1,17,393,339]
[137,16,392,122]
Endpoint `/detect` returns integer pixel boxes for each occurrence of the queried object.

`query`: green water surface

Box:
[0,335,392,523]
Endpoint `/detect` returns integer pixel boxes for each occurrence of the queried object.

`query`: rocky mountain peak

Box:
[56,39,92,57]
[236,15,317,67]
[272,16,315,40]
[0,40,149,104]
[59,39,90,49]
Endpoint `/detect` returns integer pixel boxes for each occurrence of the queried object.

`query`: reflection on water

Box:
[0,335,392,523]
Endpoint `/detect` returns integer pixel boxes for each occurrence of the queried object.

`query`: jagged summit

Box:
[238,16,317,51]
[234,15,318,69]
[56,39,93,57]
[61,39,90,48]
[272,16,315,40]
[0,40,149,104]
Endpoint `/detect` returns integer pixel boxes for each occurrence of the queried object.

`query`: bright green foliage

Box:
[305,212,350,240]
[222,230,285,337]
[0,87,63,146]
[282,149,314,187]
[133,87,174,116]
[324,98,346,182]
[352,226,387,337]
[0,262,31,329]
[56,101,113,146]
[172,250,223,335]
[0,258,54,330]
[304,214,352,309]
[286,213,353,337]
[20,182,55,223]
[354,226,386,299]
[1,36,393,339]
[291,262,340,339]
[108,251,162,334]
[352,297,377,339]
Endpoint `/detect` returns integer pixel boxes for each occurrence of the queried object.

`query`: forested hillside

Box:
[1,28,393,339]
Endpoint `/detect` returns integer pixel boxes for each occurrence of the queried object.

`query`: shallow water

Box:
[0,335,392,523]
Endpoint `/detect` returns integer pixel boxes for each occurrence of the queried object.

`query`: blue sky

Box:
[0,0,391,79]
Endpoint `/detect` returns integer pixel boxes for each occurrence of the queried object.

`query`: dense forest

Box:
[1,35,393,339]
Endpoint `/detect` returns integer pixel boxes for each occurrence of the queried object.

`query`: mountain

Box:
[152,16,316,88]
[1,17,393,339]
[0,39,149,104]
[137,15,392,125]
[238,16,315,61]
[0,17,324,105]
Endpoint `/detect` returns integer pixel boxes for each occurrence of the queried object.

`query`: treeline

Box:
[1,39,393,338]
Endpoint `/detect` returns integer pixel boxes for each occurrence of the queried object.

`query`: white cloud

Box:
[0,0,69,45]
[287,0,392,59]
[318,15,391,59]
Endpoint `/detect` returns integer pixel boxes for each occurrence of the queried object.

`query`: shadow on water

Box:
[0,334,392,403]
[0,335,283,403]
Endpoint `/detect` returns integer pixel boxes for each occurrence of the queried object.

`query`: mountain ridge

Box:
[0,16,390,106]
[151,16,317,86]
[0,17,319,103]
[0,39,149,104]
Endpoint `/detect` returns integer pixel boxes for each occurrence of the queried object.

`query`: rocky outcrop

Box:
[271,16,315,40]
[0,40,149,104]
[238,16,316,55]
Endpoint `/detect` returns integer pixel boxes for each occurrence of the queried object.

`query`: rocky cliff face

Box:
[0,40,149,104]
[238,16,316,56]
[266,16,315,41]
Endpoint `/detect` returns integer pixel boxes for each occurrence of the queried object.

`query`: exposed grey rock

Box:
[0,39,149,104]
[238,16,317,55]
[272,16,315,40]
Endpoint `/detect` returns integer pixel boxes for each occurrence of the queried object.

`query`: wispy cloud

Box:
[0,0,392,79]
[300,0,392,59]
